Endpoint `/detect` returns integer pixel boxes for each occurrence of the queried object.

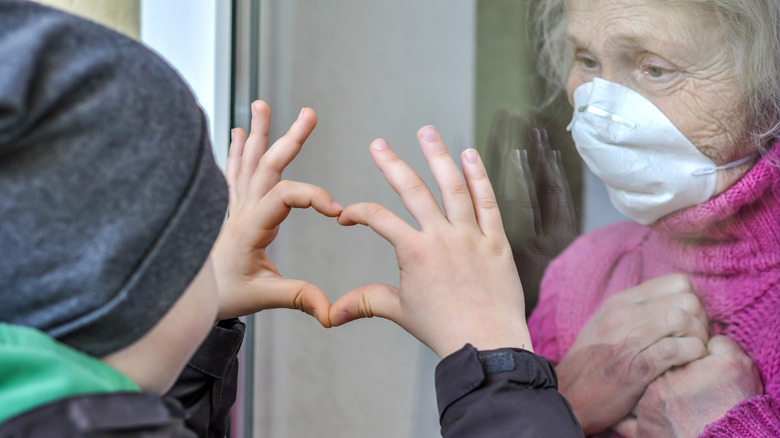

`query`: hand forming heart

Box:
[211,100,531,360]
[210,101,342,327]
[328,126,531,358]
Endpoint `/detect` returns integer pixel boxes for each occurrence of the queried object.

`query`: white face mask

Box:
[567,78,754,225]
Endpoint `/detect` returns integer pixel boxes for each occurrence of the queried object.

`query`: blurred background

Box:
[34,1,624,436]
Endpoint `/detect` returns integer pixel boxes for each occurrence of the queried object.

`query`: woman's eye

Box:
[582,58,598,68]
[645,66,666,77]
[575,54,598,69]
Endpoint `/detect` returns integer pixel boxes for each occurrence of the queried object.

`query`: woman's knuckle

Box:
[603,311,629,332]
[677,293,701,314]
[626,351,652,381]
[663,308,690,332]
[668,274,693,292]
[658,339,681,362]
[691,339,707,357]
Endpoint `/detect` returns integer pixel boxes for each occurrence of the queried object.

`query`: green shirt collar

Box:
[0,323,140,423]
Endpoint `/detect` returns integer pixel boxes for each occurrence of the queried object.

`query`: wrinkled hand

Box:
[329,126,531,359]
[613,336,763,438]
[483,110,578,315]
[556,274,710,434]
[210,101,342,326]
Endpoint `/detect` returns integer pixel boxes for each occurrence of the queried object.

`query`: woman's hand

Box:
[210,101,342,326]
[484,112,578,315]
[613,335,764,438]
[556,274,710,434]
[329,126,531,359]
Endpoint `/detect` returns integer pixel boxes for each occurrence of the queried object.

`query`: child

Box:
[0,2,338,436]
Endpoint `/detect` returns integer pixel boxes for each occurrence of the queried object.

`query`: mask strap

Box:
[692,153,758,176]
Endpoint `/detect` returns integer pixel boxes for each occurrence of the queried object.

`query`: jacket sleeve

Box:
[436,344,584,438]
[164,318,246,438]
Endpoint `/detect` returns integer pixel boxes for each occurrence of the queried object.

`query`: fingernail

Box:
[332,201,344,211]
[251,103,257,118]
[230,128,236,142]
[464,148,479,164]
[297,108,305,121]
[332,312,351,327]
[372,139,389,151]
[420,126,438,142]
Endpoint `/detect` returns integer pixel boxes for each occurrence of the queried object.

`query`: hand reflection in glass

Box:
[483,110,579,315]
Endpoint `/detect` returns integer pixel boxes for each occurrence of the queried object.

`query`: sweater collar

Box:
[650,141,780,273]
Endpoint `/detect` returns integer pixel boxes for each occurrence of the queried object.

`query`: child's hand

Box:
[210,101,342,327]
[329,126,532,358]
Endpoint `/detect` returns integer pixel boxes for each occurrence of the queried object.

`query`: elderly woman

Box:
[526,0,780,436]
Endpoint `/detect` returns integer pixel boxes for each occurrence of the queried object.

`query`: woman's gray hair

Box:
[533,0,780,150]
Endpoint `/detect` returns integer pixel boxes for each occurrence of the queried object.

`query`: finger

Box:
[621,274,699,303]
[250,107,318,198]
[227,127,248,209]
[613,417,638,438]
[625,291,708,331]
[706,336,763,396]
[254,180,343,231]
[525,126,545,183]
[634,336,707,384]
[417,125,477,228]
[519,133,543,235]
[329,283,402,327]
[369,138,447,229]
[531,129,569,235]
[549,149,579,235]
[221,278,333,328]
[337,202,417,246]
[497,148,537,243]
[237,101,272,200]
[461,148,507,238]
[625,298,710,345]
[484,109,512,180]
[515,149,544,237]
[618,275,709,339]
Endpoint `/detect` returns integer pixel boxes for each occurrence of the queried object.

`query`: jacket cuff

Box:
[186,318,245,379]
[434,344,558,419]
[700,395,780,437]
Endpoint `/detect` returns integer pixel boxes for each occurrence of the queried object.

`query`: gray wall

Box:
[253,2,475,437]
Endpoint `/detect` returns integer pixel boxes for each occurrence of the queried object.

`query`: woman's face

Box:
[565,0,751,193]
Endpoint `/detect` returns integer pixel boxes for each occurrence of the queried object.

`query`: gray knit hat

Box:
[0,1,228,356]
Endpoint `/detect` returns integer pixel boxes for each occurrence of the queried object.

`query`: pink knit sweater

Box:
[528,142,780,437]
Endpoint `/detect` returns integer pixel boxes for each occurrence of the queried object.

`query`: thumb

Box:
[218,278,333,328]
[613,417,638,438]
[329,283,401,327]
[707,334,743,356]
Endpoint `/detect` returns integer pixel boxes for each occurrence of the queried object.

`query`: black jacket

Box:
[0,320,583,437]
[0,319,244,438]
[436,344,584,437]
